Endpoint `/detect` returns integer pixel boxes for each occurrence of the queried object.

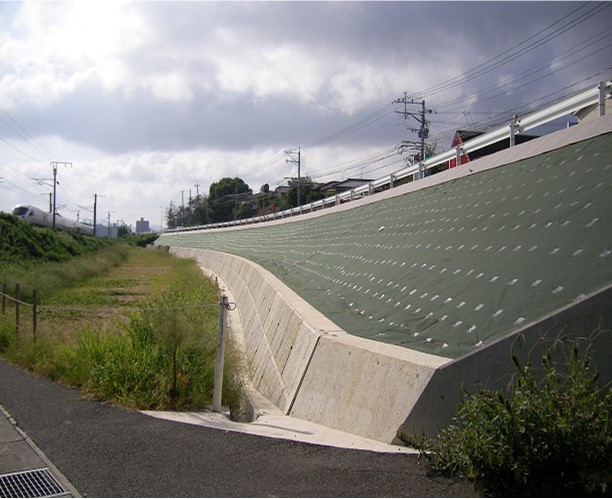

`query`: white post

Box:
[213,295,228,412]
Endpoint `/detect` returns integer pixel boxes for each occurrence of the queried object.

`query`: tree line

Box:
[165,176,326,229]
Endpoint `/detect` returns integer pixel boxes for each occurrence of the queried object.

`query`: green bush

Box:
[67,291,242,411]
[407,342,611,497]
[0,212,114,265]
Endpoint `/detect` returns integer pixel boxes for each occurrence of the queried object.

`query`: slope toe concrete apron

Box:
[168,246,449,445]
[161,114,612,444]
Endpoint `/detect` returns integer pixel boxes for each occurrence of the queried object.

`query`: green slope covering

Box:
[159,132,612,359]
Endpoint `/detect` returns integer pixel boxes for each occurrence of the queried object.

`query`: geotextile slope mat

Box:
[160,132,612,359]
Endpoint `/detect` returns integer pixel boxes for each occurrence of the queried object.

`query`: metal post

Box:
[93,194,97,237]
[297,147,301,207]
[599,81,606,117]
[52,163,57,229]
[456,145,462,168]
[510,114,519,147]
[50,161,72,229]
[213,295,228,412]
[420,100,426,171]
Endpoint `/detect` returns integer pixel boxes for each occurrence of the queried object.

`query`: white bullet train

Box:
[12,205,94,236]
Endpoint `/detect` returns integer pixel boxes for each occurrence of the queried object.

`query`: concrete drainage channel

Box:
[141,384,416,455]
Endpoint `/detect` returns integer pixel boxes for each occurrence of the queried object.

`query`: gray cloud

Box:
[1,1,610,227]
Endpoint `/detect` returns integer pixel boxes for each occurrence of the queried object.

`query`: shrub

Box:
[71,291,242,411]
[407,341,611,497]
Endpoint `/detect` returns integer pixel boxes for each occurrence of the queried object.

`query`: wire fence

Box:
[1,282,236,343]
[1,283,37,339]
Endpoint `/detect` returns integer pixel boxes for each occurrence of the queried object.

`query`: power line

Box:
[0,106,58,160]
[409,2,609,101]
[434,28,612,113]
[301,102,396,149]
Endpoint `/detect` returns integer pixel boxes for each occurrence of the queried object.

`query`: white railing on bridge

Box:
[168,79,610,233]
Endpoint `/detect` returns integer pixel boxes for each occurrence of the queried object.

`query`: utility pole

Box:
[234,178,238,221]
[50,161,72,229]
[285,146,301,206]
[180,190,186,226]
[106,211,116,237]
[194,182,201,225]
[93,194,98,237]
[394,93,431,179]
[93,194,105,237]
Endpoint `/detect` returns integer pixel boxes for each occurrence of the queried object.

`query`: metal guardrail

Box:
[167,79,611,233]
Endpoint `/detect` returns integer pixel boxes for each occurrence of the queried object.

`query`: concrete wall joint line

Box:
[287,334,321,415]
[215,258,289,396]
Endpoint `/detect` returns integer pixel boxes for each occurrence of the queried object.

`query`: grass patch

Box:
[402,340,611,497]
[0,212,114,265]
[1,244,130,302]
[0,247,243,413]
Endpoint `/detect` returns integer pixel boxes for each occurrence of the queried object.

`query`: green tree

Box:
[190,194,208,226]
[280,177,325,209]
[165,202,179,229]
[207,177,255,223]
[117,223,130,237]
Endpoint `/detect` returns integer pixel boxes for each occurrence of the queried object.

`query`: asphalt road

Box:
[0,359,475,497]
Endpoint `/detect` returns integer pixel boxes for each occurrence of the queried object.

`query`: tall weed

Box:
[2,244,129,300]
[1,247,243,414]
[406,341,611,497]
[73,293,241,410]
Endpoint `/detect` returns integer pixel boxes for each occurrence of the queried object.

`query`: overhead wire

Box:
[300,4,610,186]
[0,105,59,160]
[408,1,609,101]
[434,28,612,113]
[301,102,397,149]
[0,110,96,218]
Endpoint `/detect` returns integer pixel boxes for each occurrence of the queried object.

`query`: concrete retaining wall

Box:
[169,247,449,443]
[398,283,612,439]
[170,246,611,444]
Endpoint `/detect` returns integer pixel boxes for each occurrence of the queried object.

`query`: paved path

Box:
[0,359,475,497]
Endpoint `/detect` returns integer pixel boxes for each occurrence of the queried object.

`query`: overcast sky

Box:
[0,1,610,230]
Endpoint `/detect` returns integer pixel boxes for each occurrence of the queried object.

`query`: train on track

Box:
[11,204,94,236]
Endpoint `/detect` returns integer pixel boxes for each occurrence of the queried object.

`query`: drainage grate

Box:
[0,468,69,498]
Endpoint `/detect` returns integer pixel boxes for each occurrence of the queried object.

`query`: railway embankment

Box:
[158,113,612,443]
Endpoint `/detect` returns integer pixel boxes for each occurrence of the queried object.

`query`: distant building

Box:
[318,178,374,195]
[136,217,150,233]
[445,130,538,169]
